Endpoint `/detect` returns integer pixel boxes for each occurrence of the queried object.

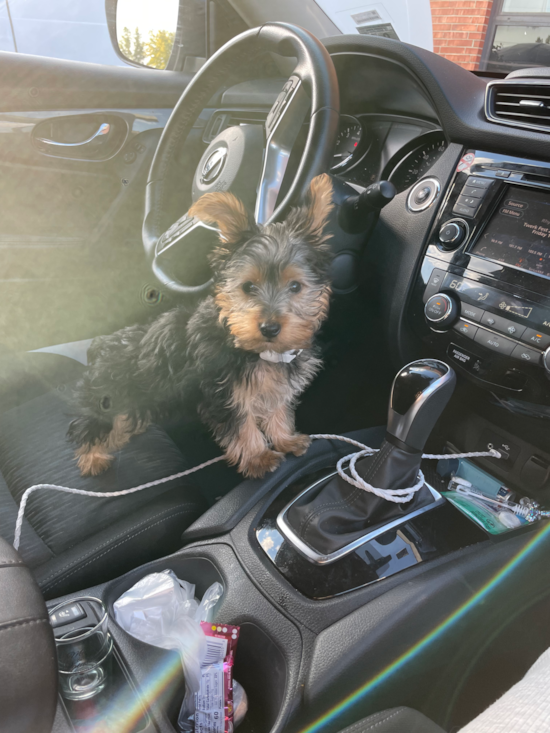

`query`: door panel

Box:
[0,51,192,353]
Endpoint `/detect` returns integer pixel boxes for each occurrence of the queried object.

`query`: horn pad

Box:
[192,124,265,211]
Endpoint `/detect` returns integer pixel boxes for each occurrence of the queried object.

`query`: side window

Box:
[0,0,124,66]
[0,0,246,71]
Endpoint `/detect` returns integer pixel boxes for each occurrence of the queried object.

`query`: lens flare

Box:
[300,521,550,733]
[86,650,183,733]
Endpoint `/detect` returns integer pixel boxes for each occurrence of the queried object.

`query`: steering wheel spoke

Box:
[153,212,219,294]
[255,76,310,225]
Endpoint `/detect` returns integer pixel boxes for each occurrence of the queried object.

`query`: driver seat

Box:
[0,344,218,600]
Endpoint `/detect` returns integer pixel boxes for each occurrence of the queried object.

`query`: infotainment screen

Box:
[471,186,550,280]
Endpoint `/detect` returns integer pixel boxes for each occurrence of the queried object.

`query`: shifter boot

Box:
[287,440,434,556]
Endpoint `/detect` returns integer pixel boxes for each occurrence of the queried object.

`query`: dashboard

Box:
[330,114,448,193]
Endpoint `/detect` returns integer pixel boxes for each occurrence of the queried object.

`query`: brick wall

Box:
[430,0,494,70]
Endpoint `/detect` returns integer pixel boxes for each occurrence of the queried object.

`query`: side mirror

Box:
[105,0,206,71]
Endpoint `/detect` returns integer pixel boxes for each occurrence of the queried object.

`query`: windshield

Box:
[314,0,550,75]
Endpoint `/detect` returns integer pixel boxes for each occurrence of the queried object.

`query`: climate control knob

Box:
[424,293,459,329]
[439,221,466,249]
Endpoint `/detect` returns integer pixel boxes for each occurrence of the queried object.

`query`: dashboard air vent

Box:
[486,80,550,132]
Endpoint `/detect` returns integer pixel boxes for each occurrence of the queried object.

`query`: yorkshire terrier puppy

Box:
[67,174,333,478]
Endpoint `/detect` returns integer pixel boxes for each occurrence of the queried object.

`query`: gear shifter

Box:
[285,360,456,560]
[387,359,457,451]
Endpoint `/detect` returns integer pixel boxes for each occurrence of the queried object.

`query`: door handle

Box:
[36,122,110,148]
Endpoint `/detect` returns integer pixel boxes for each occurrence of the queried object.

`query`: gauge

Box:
[384,132,448,193]
[331,115,364,172]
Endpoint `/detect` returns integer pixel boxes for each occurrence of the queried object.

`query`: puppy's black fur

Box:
[67,174,334,478]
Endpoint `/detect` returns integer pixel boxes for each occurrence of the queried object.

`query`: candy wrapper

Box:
[194,622,240,733]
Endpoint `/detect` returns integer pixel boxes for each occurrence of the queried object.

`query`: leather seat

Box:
[0,349,211,600]
[336,708,445,733]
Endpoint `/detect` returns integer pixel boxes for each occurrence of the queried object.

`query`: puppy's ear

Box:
[285,173,334,245]
[189,192,256,246]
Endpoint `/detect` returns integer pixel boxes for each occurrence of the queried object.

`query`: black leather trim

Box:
[0,537,57,733]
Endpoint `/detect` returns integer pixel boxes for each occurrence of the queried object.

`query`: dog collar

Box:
[259,349,303,364]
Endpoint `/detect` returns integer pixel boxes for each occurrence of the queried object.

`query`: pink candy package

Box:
[195,622,240,733]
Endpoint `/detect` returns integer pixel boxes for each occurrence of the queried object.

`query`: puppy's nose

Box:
[260,321,281,339]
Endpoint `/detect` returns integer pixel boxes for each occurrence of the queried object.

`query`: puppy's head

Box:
[188,174,333,353]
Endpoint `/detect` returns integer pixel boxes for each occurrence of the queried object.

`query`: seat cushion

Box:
[0,389,208,596]
[337,707,446,733]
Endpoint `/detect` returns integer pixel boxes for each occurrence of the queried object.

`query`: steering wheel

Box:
[143,22,340,294]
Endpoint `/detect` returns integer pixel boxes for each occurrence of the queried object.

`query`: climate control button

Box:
[474,328,515,356]
[481,312,526,340]
[453,319,478,340]
[521,328,550,350]
[425,293,459,328]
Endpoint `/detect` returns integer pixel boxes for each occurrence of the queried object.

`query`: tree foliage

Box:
[146,30,176,69]
[119,27,175,69]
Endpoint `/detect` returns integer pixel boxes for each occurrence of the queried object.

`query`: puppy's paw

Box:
[241,449,284,478]
[75,445,113,476]
[274,433,311,457]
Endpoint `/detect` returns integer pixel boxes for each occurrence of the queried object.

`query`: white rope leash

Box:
[12,435,501,551]
[309,434,501,504]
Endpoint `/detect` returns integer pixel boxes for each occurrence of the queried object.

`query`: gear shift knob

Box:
[387,359,456,452]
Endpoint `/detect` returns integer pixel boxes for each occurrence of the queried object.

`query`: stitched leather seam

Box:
[345,709,405,733]
[42,504,201,591]
[0,560,24,566]
[0,618,49,633]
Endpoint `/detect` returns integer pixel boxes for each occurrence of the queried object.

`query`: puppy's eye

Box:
[289,281,302,294]
[242,281,258,295]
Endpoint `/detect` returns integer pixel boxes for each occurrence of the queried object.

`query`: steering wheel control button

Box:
[425,293,458,327]
[439,221,466,249]
[474,328,515,356]
[481,312,527,339]
[408,177,440,212]
[520,328,550,350]
[423,268,447,302]
[511,344,541,365]
[453,320,478,339]
[460,302,484,322]
[50,603,86,629]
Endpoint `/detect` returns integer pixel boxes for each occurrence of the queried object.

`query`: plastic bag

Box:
[113,570,223,732]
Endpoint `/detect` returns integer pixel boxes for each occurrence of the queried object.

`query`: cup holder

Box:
[104,557,287,733]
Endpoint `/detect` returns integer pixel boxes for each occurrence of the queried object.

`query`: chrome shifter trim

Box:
[276,473,443,565]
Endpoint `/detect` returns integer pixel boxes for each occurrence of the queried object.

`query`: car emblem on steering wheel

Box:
[200,147,228,184]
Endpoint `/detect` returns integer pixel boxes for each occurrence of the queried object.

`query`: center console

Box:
[411,150,550,399]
